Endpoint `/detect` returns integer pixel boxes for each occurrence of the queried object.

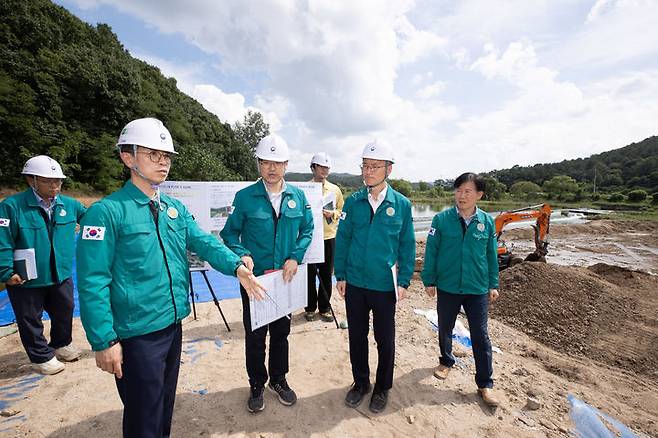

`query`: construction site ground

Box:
[1,219,657,437]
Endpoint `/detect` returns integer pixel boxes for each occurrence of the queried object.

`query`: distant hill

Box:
[0,0,256,192]
[489,136,658,192]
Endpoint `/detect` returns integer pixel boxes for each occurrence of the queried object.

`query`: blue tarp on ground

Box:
[0,255,240,326]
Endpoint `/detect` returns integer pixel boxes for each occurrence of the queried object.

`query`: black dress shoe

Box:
[345,382,371,408]
[369,389,388,413]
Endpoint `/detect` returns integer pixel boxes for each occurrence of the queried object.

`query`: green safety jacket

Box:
[334,185,415,292]
[220,180,314,276]
[76,180,243,351]
[0,189,86,287]
[421,206,499,295]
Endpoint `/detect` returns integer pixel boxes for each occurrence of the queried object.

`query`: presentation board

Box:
[160,180,325,266]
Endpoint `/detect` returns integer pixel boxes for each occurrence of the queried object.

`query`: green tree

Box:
[608,192,624,202]
[233,110,270,153]
[509,181,541,198]
[417,181,430,191]
[389,178,413,197]
[481,176,506,201]
[0,0,256,191]
[627,189,647,202]
[542,175,578,200]
[428,186,444,198]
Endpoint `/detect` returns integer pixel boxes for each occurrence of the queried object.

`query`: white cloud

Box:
[416,81,446,99]
[66,0,658,181]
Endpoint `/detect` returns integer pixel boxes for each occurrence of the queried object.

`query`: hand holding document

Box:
[249,264,308,330]
[236,264,266,300]
[322,192,337,224]
[13,248,37,282]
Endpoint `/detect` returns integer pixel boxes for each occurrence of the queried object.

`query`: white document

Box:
[290,182,324,264]
[391,263,399,302]
[13,248,38,280]
[322,192,336,211]
[250,264,308,330]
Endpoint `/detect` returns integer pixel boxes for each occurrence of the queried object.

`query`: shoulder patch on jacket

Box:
[428,227,435,236]
[0,218,9,227]
[82,226,106,240]
[339,211,347,220]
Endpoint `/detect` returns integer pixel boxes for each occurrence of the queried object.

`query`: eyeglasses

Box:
[360,164,387,172]
[137,150,174,163]
[35,177,63,186]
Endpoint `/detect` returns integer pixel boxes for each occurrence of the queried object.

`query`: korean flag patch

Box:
[0,218,10,227]
[428,227,436,236]
[82,226,106,241]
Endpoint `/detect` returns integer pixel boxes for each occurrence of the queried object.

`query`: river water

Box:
[412,203,588,238]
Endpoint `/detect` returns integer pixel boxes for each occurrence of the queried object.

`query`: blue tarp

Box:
[0,256,240,326]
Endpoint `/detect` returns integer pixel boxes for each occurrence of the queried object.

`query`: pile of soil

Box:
[493,261,658,381]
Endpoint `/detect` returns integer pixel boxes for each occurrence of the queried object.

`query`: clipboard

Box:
[13,248,38,281]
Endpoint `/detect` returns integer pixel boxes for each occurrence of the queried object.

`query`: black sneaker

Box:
[345,382,371,408]
[319,311,334,322]
[369,389,388,413]
[247,384,265,413]
[304,311,317,321]
[268,379,297,406]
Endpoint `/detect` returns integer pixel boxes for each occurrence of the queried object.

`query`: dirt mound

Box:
[493,261,658,381]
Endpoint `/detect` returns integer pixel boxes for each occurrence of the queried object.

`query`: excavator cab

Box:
[495,204,551,270]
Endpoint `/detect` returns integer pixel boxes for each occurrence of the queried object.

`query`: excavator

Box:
[495,203,551,270]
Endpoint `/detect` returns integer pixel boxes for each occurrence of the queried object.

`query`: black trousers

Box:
[437,291,494,388]
[345,283,396,391]
[115,322,182,438]
[6,277,74,363]
[241,287,291,387]
[306,238,335,313]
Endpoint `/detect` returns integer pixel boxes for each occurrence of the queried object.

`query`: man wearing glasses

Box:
[0,155,86,374]
[76,118,265,438]
[334,140,415,413]
[221,134,314,414]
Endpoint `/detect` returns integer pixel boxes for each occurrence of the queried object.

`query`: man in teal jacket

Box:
[421,172,501,407]
[334,139,415,414]
[0,155,85,375]
[221,134,314,414]
[77,118,265,438]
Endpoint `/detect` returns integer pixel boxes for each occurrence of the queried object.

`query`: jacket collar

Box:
[452,205,486,223]
[124,180,152,205]
[354,183,395,205]
[25,188,62,208]
[252,179,292,198]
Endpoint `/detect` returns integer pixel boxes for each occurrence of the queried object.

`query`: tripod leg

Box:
[189,271,197,321]
[316,265,339,329]
[202,271,231,332]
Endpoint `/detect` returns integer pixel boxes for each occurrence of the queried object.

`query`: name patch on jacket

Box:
[82,226,106,240]
[0,218,9,227]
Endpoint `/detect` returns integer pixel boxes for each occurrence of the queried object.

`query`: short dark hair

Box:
[454,172,486,192]
[119,145,134,154]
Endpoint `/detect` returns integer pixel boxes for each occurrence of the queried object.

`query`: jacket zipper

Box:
[151,203,178,322]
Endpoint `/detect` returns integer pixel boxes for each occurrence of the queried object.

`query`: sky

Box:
[56,0,658,182]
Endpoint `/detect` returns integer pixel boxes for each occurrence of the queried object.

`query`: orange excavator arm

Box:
[495,204,551,261]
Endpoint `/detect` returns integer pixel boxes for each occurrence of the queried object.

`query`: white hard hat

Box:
[21,156,66,179]
[311,152,332,168]
[116,118,176,154]
[361,139,395,163]
[255,134,289,162]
